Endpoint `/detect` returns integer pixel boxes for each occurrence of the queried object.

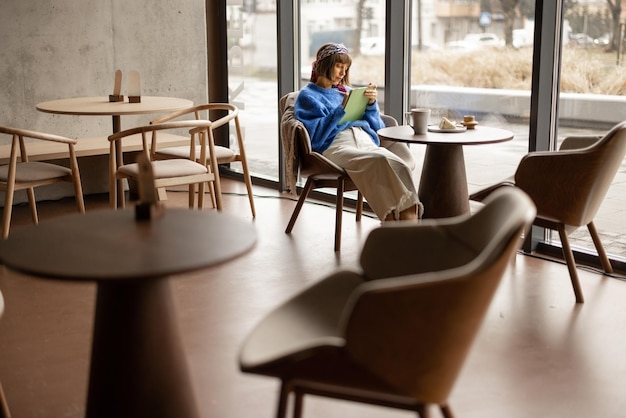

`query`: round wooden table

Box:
[0,208,256,418]
[378,125,514,218]
[37,96,193,206]
[36,96,193,131]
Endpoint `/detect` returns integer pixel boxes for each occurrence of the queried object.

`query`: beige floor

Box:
[1,179,626,417]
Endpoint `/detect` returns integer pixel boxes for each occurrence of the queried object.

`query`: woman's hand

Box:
[365,83,377,105]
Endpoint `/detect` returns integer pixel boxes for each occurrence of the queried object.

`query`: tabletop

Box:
[0,208,257,281]
[377,125,514,146]
[36,96,193,116]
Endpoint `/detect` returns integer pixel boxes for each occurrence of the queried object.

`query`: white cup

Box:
[404,108,431,135]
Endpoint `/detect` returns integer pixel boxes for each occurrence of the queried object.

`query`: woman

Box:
[295,43,422,221]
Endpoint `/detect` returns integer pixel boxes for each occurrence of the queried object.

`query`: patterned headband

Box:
[317,43,349,62]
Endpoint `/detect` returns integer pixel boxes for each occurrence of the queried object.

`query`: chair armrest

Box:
[0,126,77,145]
[239,270,363,371]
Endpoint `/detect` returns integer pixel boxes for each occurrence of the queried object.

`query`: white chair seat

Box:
[0,162,72,182]
[118,159,208,179]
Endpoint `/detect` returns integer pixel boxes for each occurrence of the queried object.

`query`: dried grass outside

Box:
[351,47,626,95]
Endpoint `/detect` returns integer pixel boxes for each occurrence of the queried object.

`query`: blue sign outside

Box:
[479,12,491,28]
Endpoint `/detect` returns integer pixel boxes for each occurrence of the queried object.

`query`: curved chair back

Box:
[343,187,536,404]
[515,120,626,227]
[149,103,256,217]
[0,126,85,238]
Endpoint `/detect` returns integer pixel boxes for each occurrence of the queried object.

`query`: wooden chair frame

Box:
[0,126,85,238]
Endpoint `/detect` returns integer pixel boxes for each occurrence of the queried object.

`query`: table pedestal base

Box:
[86,279,198,418]
[418,144,470,218]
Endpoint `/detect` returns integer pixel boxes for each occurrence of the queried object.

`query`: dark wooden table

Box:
[378,125,513,218]
[0,208,256,418]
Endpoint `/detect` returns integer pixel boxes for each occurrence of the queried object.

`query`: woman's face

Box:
[330,62,349,85]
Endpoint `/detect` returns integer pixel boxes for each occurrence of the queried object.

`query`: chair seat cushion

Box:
[0,162,72,182]
[157,145,237,163]
[118,159,208,179]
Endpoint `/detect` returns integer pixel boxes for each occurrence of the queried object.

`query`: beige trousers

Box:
[323,127,420,220]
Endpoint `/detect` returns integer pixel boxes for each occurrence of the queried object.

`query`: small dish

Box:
[427,124,467,133]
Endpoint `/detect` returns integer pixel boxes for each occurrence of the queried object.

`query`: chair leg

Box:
[416,404,430,418]
[276,382,290,418]
[587,221,614,274]
[334,178,345,252]
[156,187,168,201]
[356,191,363,221]
[188,184,196,208]
[26,187,38,225]
[207,180,217,209]
[286,178,314,234]
[240,160,256,218]
[2,190,15,239]
[0,379,10,418]
[293,388,304,418]
[558,224,585,303]
[199,181,207,209]
[440,403,455,418]
[70,156,85,214]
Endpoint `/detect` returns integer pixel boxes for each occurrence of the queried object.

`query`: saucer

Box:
[427,124,467,133]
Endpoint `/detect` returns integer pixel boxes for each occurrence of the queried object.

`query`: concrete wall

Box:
[0,0,208,201]
[1,0,207,136]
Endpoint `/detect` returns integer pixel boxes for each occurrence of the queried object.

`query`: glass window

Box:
[299,1,386,90]
[555,1,626,259]
[226,0,279,181]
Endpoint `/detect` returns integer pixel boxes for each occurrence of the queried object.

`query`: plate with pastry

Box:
[428,117,467,133]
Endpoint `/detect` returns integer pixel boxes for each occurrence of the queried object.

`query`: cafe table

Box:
[378,124,514,218]
[37,96,194,206]
[0,207,256,418]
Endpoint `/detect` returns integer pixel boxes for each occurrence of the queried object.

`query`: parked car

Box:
[446,33,505,51]
[569,33,594,47]
[594,33,610,47]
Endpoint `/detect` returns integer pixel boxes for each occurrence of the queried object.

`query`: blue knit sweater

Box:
[294,83,384,153]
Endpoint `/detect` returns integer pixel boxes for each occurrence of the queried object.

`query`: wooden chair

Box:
[280,92,413,251]
[470,121,626,303]
[150,103,256,217]
[239,187,535,418]
[0,126,85,238]
[108,120,218,209]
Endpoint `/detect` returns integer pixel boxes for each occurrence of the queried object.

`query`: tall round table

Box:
[378,125,514,218]
[0,208,256,418]
[37,96,194,206]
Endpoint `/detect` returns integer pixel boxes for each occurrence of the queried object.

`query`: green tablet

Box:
[338,87,369,124]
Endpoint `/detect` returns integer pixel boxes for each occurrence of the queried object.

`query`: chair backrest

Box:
[515,120,626,226]
[342,187,536,403]
[0,126,79,166]
[108,120,216,165]
[149,103,240,148]
[280,92,348,194]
